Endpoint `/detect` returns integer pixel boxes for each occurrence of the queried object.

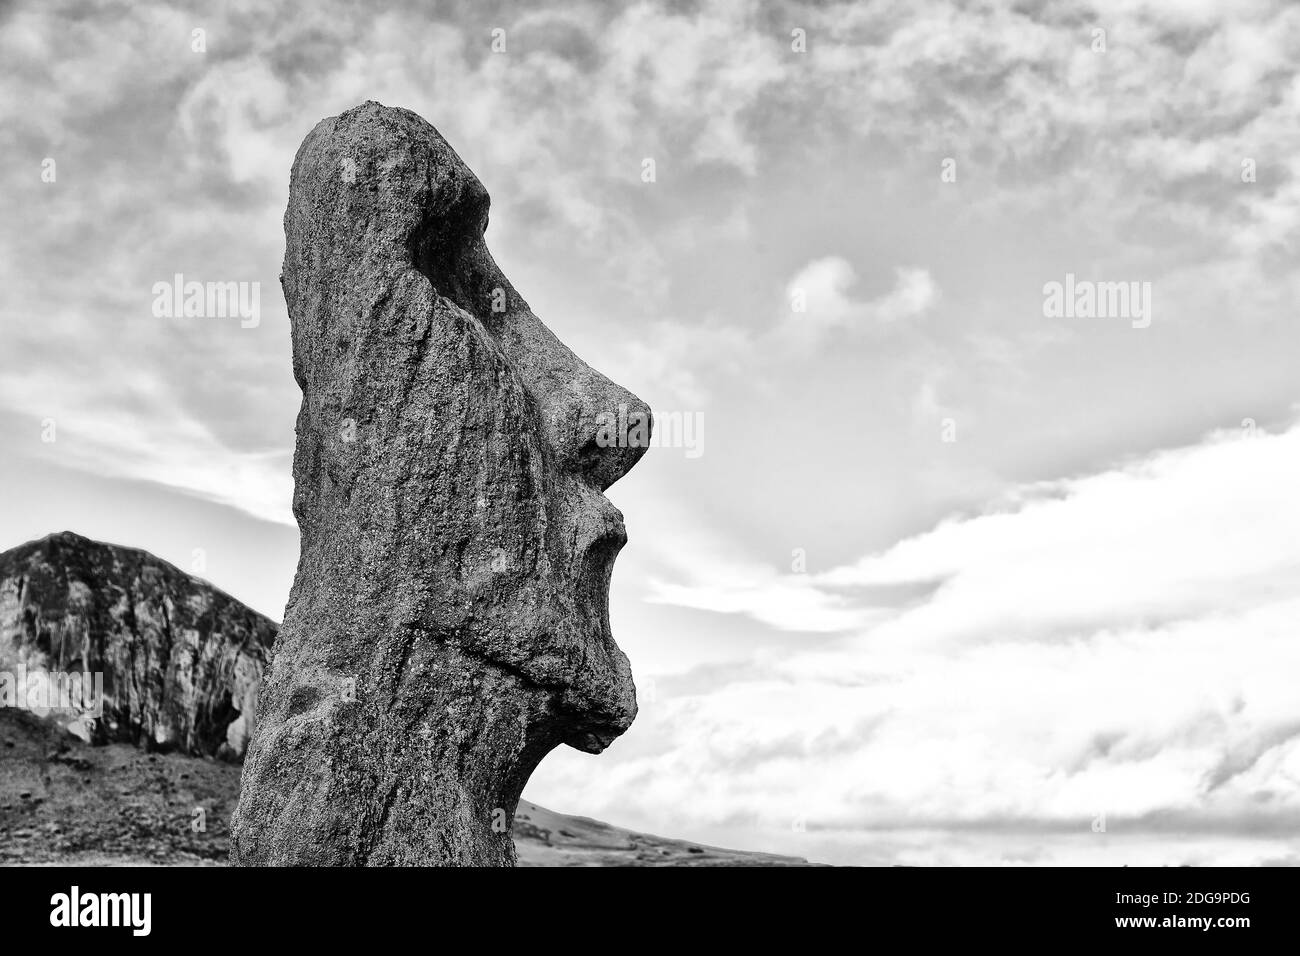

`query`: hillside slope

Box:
[0,709,812,866]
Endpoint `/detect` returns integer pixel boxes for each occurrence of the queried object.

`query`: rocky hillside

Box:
[0,532,274,760]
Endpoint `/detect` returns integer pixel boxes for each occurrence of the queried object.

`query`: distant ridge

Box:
[0,531,275,759]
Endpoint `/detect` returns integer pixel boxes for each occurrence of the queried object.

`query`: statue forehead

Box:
[343,102,485,196]
[285,103,496,372]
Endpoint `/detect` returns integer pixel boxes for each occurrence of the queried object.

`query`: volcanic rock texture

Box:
[230,102,653,866]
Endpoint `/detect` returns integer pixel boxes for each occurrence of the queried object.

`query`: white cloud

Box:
[817,423,1300,648]
[636,501,883,633]
[784,256,857,329]
[645,562,885,635]
[777,258,938,351]
[608,319,755,410]
[0,352,293,526]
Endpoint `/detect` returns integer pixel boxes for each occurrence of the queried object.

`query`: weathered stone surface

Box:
[0,531,274,760]
[230,102,652,866]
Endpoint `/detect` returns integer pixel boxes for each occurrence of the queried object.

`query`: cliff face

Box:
[0,532,275,760]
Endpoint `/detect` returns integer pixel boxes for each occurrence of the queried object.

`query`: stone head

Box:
[233,102,651,864]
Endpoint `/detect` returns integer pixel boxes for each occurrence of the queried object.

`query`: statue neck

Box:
[234,629,562,865]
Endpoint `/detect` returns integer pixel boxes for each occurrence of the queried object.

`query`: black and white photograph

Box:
[0,0,1293,938]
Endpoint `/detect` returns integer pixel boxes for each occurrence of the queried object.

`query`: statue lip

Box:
[568,729,619,754]
[579,499,629,564]
[591,518,628,553]
[580,520,627,607]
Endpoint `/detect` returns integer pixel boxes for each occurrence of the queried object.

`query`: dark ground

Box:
[0,709,811,866]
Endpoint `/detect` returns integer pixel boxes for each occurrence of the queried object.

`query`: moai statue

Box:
[231,102,652,865]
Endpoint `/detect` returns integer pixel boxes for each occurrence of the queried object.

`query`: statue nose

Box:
[546,373,652,492]
[410,185,652,492]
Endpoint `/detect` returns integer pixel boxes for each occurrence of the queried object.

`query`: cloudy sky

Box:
[3,0,1299,864]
